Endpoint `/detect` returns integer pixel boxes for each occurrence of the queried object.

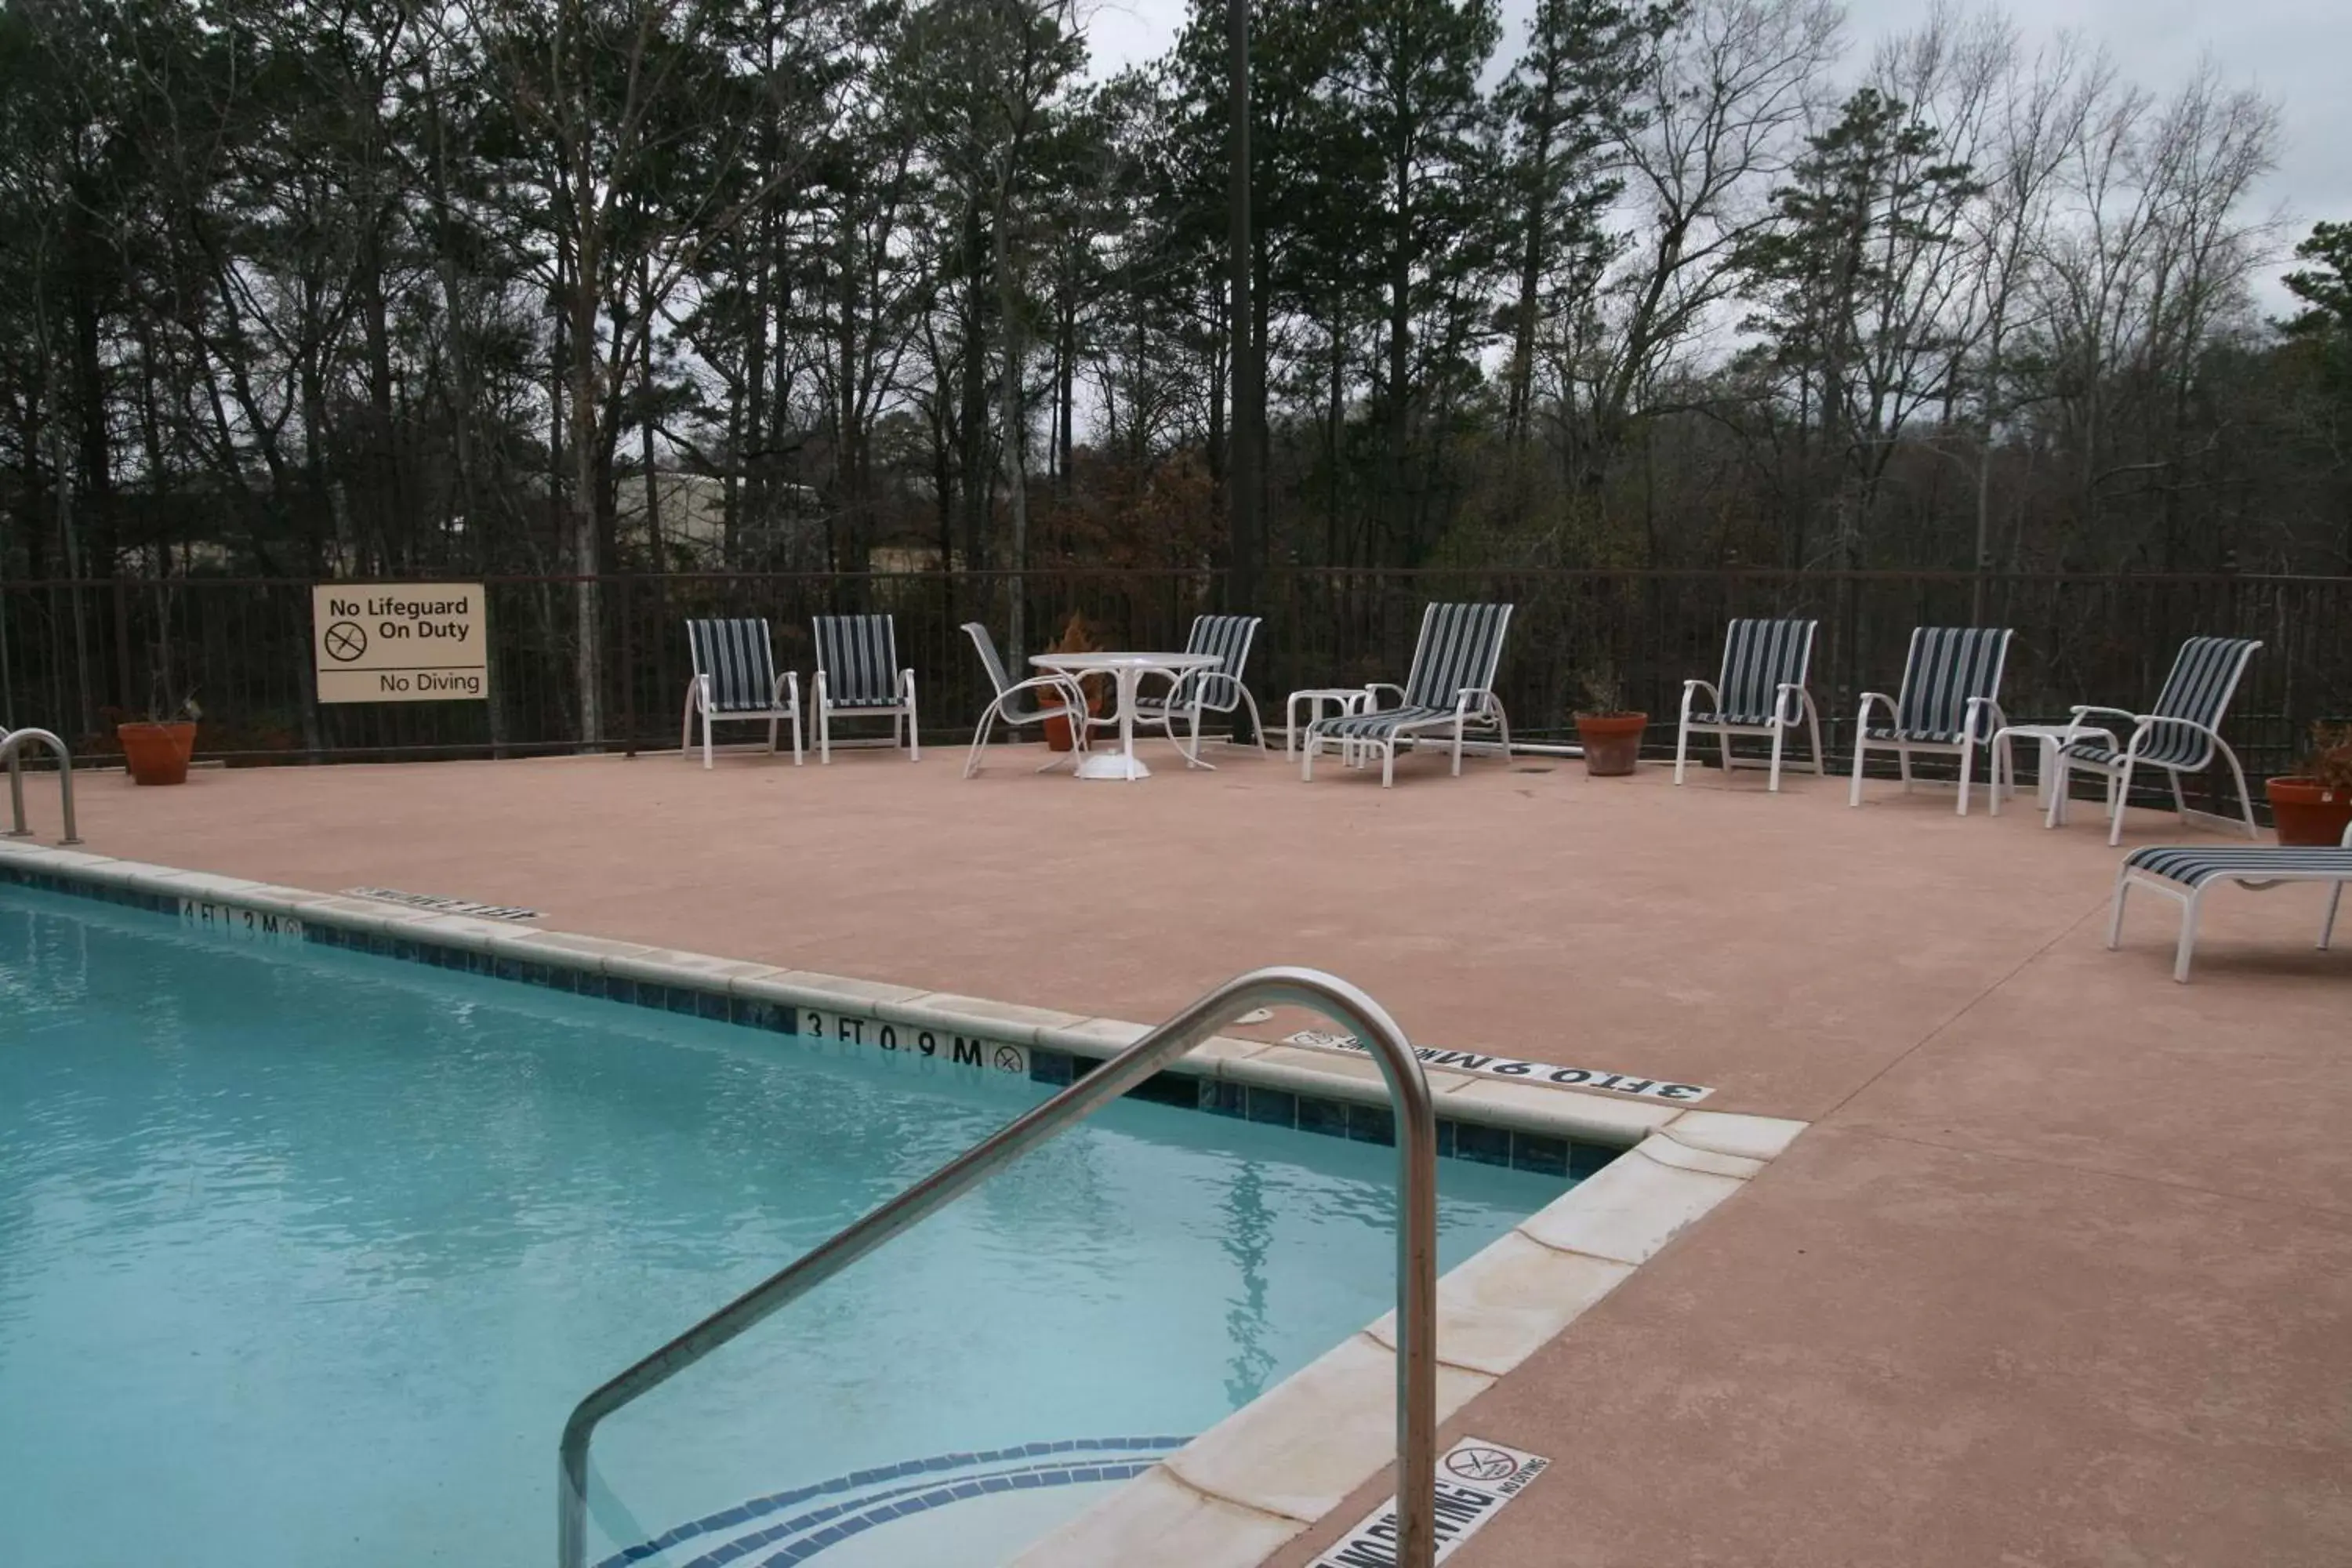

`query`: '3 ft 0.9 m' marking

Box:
[798,1006,1030,1076]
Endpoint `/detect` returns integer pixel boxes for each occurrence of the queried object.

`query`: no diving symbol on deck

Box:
[323,621,368,662]
[1445,1446,1520,1483]
[993,1047,1025,1074]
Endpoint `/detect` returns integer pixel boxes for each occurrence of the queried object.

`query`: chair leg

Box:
[1674,713,1690,785]
[906,677,921,762]
[2107,760,2136,847]
[701,708,713,771]
[1767,723,1787,793]
[819,708,831,764]
[1240,687,1270,758]
[1381,739,1396,789]
[2221,745,2258,839]
[1806,699,1825,775]
[789,707,804,765]
[2321,881,2343,951]
[1450,717,1467,777]
[2045,758,2069,829]
[1956,742,1976,818]
[2107,873,2131,949]
[2173,885,2203,982]
[964,703,996,779]
[682,689,695,762]
[1898,746,1913,793]
[1301,729,1318,782]
[2169,768,2187,824]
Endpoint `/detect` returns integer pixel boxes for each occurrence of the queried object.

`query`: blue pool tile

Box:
[604,976,638,1006]
[695,989,731,1021]
[1200,1080,1247,1119]
[668,985,704,1015]
[1511,1131,1570,1177]
[1435,1118,1457,1159]
[1296,1094,1351,1139]
[1029,1049,1074,1087]
[1570,1140,1617,1180]
[1348,1103,1395,1145]
[1245,1087,1297,1127]
[1454,1120,1512,1167]
[979,1476,1013,1494]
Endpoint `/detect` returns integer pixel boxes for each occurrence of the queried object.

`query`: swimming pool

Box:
[0,884,1575,1566]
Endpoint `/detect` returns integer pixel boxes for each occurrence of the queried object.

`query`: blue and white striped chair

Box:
[681,619,801,769]
[812,614,919,764]
[1849,627,2013,815]
[1131,613,1269,768]
[2045,635,2260,845]
[2108,821,2350,982]
[1302,602,1513,788]
[1675,619,1824,793]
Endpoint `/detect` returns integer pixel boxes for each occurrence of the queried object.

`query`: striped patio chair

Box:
[1131,613,1269,768]
[1848,626,2014,815]
[1674,619,1825,793]
[958,622,1091,778]
[2107,821,2350,981]
[681,619,801,769]
[811,614,919,764]
[1301,602,1513,788]
[2045,635,2261,845]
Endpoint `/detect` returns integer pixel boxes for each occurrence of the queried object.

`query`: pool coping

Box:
[0,837,1808,1567]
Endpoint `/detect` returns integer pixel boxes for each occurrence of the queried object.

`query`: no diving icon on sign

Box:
[1309,1436,1552,1567]
[322,621,368,662]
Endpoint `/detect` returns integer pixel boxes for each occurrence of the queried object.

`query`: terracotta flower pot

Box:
[1574,713,1648,777]
[2266,776,2352,847]
[118,720,198,786]
[1040,690,1105,753]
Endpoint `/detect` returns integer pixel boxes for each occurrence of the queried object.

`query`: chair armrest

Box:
[773,670,798,708]
[1362,682,1407,712]
[1773,681,1809,726]
[1451,685,1497,716]
[2067,704,2138,728]
[2121,713,2229,758]
[1962,695,2004,742]
[1856,691,1896,724]
[1679,678,1721,722]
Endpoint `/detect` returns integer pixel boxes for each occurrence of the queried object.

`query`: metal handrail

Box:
[557,966,1439,1568]
[2,728,80,844]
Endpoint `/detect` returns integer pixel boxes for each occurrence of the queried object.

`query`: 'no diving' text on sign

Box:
[312,584,488,703]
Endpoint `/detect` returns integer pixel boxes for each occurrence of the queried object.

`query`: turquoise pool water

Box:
[0,886,1570,1566]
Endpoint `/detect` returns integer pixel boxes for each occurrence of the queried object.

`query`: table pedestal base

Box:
[1075,752,1150,781]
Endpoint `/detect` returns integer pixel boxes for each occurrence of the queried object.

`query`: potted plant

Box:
[2267,722,2352,846]
[1037,610,1107,752]
[1572,670,1647,778]
[117,684,203,786]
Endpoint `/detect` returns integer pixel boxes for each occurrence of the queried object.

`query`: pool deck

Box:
[18,739,2350,1565]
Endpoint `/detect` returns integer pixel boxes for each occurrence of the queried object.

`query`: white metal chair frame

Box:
[1301,603,1515,789]
[1847,627,2014,816]
[2045,637,2262,847]
[812,615,920,764]
[1131,615,1271,769]
[958,622,1094,778]
[681,619,802,769]
[1674,619,1826,793]
[2107,822,2350,982]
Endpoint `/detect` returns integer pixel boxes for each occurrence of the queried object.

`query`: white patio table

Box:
[1029,651,1221,781]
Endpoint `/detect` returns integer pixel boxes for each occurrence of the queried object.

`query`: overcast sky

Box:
[1076,0,2345,313]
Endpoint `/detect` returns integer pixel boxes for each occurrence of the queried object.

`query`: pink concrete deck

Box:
[22,741,2352,1564]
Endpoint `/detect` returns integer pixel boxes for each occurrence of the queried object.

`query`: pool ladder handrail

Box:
[2,728,81,845]
[556,966,1441,1568]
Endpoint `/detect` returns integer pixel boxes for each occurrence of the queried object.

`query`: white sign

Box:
[1283,1031,1712,1102]
[311,583,488,702]
[1309,1436,1551,1566]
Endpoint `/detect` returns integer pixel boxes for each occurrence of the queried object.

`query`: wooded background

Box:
[2,0,2348,750]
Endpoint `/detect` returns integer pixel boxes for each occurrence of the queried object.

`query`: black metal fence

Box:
[3,568,2346,794]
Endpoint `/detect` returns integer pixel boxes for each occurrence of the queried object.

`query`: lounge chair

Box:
[1848,627,2014,815]
[1131,614,1270,768]
[2107,822,2350,981]
[958,622,1092,778]
[2044,635,2260,846]
[812,614,919,763]
[1675,619,1825,792]
[681,618,801,769]
[1301,602,1513,788]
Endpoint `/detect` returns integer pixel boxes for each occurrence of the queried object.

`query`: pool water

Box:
[0,887,1570,1566]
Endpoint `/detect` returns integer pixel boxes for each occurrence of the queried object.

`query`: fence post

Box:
[113,578,134,715]
[621,572,637,760]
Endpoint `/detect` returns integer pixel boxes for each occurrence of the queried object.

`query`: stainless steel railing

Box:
[2,728,80,844]
[556,966,1439,1568]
